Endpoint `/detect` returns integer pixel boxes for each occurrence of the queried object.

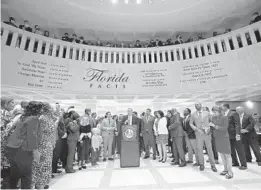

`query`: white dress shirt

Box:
[224,109,230,116]
[128,115,132,125]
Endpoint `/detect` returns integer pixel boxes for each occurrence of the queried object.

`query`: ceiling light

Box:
[148,0,153,3]
[125,0,129,4]
[111,0,118,4]
[137,0,142,4]
[246,101,254,108]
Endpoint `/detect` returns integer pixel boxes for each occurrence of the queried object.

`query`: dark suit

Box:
[141,115,156,157]
[235,113,261,163]
[169,113,185,163]
[226,110,247,166]
[52,118,67,172]
[6,116,39,189]
[65,119,80,172]
[183,115,199,163]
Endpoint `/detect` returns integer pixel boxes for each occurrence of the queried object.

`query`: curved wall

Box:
[1,22,261,96]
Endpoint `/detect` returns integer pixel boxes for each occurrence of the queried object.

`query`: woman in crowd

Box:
[166,110,174,160]
[6,101,42,189]
[66,111,80,173]
[78,109,92,170]
[211,106,233,179]
[154,110,168,163]
[31,102,57,189]
[1,97,15,189]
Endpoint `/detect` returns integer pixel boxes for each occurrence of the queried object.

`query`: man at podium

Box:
[119,108,142,167]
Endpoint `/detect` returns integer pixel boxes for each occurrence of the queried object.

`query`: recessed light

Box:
[111,0,118,4]
[137,0,142,4]
[125,0,129,4]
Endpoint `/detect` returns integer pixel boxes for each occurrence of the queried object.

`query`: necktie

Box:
[128,117,131,125]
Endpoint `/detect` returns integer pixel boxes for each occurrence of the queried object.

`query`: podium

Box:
[120,125,140,168]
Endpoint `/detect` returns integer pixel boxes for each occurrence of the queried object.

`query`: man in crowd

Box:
[19,20,32,32]
[250,12,261,24]
[133,111,144,155]
[169,108,186,167]
[4,17,17,27]
[62,33,69,41]
[190,103,217,172]
[101,112,117,161]
[183,108,199,166]
[235,107,261,166]
[141,108,156,160]
[222,104,247,170]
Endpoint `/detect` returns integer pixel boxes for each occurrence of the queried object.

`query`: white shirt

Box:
[240,113,244,126]
[156,117,168,135]
[128,115,132,125]
[224,110,230,116]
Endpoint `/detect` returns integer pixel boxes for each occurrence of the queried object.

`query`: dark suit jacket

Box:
[7,116,39,151]
[120,115,142,136]
[226,110,238,139]
[182,115,196,139]
[3,21,17,27]
[19,25,33,32]
[141,115,155,135]
[57,118,67,138]
[234,113,256,136]
[169,113,184,137]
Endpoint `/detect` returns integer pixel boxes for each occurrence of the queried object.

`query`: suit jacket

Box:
[225,110,238,139]
[169,113,184,137]
[234,113,256,136]
[19,25,33,32]
[7,116,39,151]
[66,119,80,141]
[182,115,196,139]
[141,115,155,135]
[190,111,212,134]
[120,115,142,136]
[57,118,67,138]
[101,118,117,137]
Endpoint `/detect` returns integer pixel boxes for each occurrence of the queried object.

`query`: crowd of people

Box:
[1,96,261,189]
[3,12,261,48]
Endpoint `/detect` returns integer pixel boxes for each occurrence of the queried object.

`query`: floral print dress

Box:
[31,114,56,188]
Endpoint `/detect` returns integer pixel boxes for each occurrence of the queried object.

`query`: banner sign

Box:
[1,44,261,95]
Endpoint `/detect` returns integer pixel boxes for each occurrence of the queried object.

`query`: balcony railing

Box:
[1,22,261,64]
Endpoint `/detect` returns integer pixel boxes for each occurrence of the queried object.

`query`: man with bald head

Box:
[190,102,217,172]
[235,106,261,166]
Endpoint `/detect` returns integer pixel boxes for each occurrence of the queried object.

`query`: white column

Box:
[167,50,171,62]
[191,46,195,58]
[45,42,50,56]
[108,51,112,63]
[79,48,83,60]
[119,52,122,64]
[90,50,94,62]
[146,52,149,63]
[203,44,209,56]
[1,29,9,45]
[249,29,257,44]
[28,37,35,52]
[140,52,144,64]
[240,33,248,47]
[37,40,43,54]
[197,44,202,57]
[114,52,117,64]
[217,40,223,53]
[174,49,178,61]
[185,48,189,59]
[151,52,155,63]
[130,52,133,64]
[96,50,100,62]
[224,38,231,51]
[156,51,160,63]
[65,46,70,59]
[232,36,239,49]
[20,35,27,50]
[210,42,215,54]
[58,45,64,58]
[179,49,184,60]
[124,52,128,64]
[85,49,89,61]
[162,51,166,62]
[10,32,18,47]
[52,44,57,57]
[135,52,138,64]
[102,51,106,63]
